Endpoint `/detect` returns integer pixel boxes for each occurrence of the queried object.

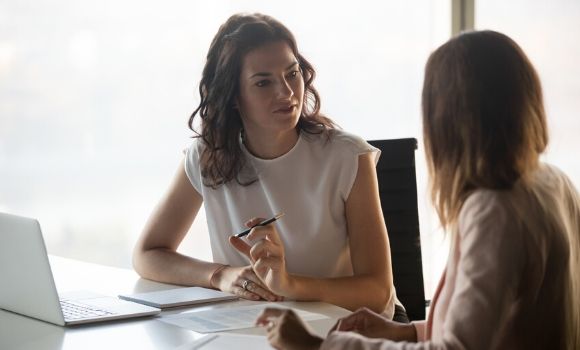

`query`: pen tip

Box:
[275,213,285,219]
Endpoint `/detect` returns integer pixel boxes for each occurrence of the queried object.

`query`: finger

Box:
[250,239,282,261]
[241,267,272,290]
[243,279,278,302]
[247,225,282,245]
[241,268,266,286]
[281,308,297,321]
[229,235,253,260]
[245,217,265,228]
[336,314,360,332]
[246,225,270,241]
[256,307,286,326]
[266,331,280,349]
[241,269,283,301]
[328,319,340,334]
[359,307,374,315]
[232,286,262,301]
[356,307,380,321]
[336,319,349,332]
[347,307,373,319]
[333,307,370,332]
[253,256,283,276]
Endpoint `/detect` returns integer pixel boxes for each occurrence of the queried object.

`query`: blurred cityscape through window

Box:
[2,0,577,297]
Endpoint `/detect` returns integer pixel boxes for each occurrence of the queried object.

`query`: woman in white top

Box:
[256,31,580,349]
[133,13,400,317]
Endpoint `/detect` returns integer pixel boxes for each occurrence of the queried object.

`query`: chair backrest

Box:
[368,138,426,321]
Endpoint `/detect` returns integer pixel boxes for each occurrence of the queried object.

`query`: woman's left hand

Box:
[256,307,323,350]
[328,307,417,341]
[229,217,292,297]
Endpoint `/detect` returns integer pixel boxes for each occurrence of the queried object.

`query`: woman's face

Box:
[236,40,304,137]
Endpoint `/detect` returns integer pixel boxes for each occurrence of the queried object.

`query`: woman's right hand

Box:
[211,265,281,302]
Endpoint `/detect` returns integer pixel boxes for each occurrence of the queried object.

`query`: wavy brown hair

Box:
[189,13,334,188]
[422,30,548,229]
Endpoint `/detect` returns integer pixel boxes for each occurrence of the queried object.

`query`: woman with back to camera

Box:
[132,13,407,319]
[256,30,580,349]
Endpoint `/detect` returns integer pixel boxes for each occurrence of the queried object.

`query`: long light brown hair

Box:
[189,13,334,188]
[422,30,547,229]
[423,30,580,349]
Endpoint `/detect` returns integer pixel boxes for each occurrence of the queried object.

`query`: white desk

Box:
[0,256,349,350]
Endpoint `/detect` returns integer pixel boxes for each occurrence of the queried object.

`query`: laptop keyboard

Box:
[60,300,116,321]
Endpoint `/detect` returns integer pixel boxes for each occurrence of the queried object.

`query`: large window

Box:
[476,0,580,189]
[16,0,580,299]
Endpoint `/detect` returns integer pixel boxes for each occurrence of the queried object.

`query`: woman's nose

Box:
[275,79,293,100]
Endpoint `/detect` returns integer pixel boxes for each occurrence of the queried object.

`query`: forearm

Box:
[288,273,392,313]
[133,248,223,288]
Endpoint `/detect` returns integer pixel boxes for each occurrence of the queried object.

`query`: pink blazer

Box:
[321,164,580,349]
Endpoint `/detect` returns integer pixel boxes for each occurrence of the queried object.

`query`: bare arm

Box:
[132,158,221,287]
[288,152,393,312]
[133,158,282,302]
[238,152,393,312]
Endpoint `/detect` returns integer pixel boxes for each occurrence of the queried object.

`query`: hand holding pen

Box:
[234,213,285,238]
[229,213,291,297]
[213,213,286,302]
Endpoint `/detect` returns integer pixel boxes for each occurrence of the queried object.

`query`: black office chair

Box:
[368,138,426,321]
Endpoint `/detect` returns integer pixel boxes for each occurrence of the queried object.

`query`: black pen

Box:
[234,213,285,238]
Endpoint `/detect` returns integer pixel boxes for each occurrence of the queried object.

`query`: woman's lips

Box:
[274,105,296,114]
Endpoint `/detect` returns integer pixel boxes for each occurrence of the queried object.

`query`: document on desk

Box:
[176,334,273,350]
[160,304,328,333]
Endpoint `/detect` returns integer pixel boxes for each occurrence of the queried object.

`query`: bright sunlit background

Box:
[1,0,579,298]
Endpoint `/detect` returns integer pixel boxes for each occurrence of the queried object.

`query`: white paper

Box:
[160,304,328,333]
[175,334,273,350]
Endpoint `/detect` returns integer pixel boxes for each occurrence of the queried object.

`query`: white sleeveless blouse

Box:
[184,129,378,279]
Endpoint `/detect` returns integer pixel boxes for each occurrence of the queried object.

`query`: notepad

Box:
[118,287,238,308]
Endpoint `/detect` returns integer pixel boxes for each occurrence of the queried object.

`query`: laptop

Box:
[0,212,161,326]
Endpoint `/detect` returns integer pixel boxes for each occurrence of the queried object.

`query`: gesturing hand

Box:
[229,217,292,297]
[330,307,417,341]
[211,264,280,302]
[256,307,323,350]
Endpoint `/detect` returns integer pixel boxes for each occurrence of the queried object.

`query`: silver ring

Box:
[242,280,249,290]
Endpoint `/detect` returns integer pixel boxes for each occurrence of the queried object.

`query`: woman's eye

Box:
[287,70,299,79]
[256,80,270,87]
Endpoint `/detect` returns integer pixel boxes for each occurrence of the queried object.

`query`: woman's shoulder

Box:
[460,189,512,224]
[329,128,370,148]
[461,163,568,212]
[536,163,579,194]
[304,128,374,154]
[459,163,579,237]
[460,183,533,229]
[184,136,208,156]
[456,189,528,259]
[183,136,211,174]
